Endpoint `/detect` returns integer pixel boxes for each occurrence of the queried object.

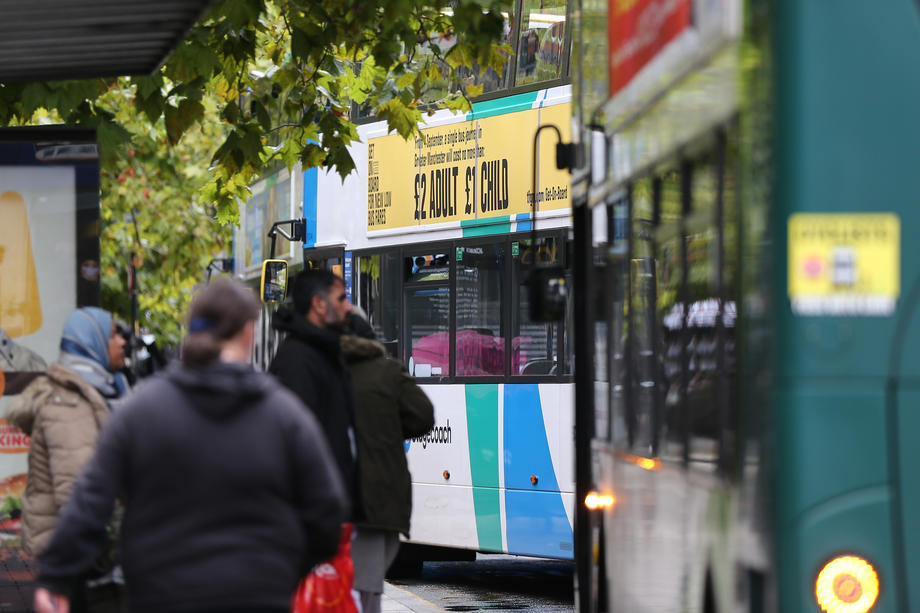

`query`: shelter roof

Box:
[0,0,214,82]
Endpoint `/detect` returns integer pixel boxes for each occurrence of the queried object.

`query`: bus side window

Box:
[456,244,506,376]
[515,0,568,87]
[405,252,451,378]
[606,199,629,444]
[627,179,656,453]
[686,155,735,471]
[512,236,563,376]
[356,252,401,358]
[654,169,686,462]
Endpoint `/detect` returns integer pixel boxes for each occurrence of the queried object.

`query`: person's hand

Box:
[34,587,69,613]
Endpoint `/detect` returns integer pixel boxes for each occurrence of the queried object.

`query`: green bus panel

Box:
[773,387,895,610]
[773,0,920,380]
[896,388,920,609]
[773,1,920,609]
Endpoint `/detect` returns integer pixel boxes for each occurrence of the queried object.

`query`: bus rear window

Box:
[406,253,450,282]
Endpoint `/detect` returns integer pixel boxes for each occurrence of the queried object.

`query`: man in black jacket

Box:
[269,269,358,514]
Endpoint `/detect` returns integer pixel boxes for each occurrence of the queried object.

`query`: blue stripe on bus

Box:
[515,212,532,232]
[503,384,573,558]
[504,490,574,559]
[302,155,318,248]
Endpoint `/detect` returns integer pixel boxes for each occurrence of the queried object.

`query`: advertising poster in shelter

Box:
[0,132,100,601]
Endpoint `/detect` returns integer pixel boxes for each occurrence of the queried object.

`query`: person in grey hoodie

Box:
[33,278,347,613]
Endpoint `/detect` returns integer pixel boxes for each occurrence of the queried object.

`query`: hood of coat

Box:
[340,334,386,363]
[271,306,342,356]
[165,361,271,420]
[4,392,35,435]
[5,363,109,435]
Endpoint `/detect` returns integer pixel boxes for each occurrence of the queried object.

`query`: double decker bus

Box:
[238,0,580,569]
[569,0,920,611]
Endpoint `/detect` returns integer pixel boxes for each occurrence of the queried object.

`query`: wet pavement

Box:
[0,546,37,613]
[383,582,445,612]
[387,554,575,612]
[0,549,572,613]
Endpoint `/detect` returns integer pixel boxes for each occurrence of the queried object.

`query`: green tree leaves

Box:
[0,0,510,344]
[165,100,206,145]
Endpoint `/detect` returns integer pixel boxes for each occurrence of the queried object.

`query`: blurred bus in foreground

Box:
[569,1,920,612]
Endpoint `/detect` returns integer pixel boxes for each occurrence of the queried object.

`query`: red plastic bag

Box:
[291,523,359,613]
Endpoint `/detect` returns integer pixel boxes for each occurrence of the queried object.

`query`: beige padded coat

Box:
[5,363,110,556]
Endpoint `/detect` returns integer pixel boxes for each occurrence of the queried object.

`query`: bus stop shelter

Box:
[0,0,215,82]
[0,4,214,610]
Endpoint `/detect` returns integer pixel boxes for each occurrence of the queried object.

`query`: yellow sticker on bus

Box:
[367,103,571,232]
[788,213,900,316]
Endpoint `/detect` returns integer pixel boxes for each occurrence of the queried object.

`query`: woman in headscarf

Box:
[5,307,126,612]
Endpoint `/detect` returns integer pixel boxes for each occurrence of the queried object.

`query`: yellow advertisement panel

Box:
[0,191,42,337]
[788,213,900,316]
[367,103,571,231]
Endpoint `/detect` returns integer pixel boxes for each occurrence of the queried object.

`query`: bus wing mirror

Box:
[260,259,288,304]
[526,266,567,322]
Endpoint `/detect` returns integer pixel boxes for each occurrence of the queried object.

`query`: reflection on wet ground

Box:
[390,554,574,612]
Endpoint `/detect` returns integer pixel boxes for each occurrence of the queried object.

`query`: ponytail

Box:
[182,279,261,367]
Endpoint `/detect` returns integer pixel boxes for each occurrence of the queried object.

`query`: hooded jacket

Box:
[5,307,119,557]
[37,362,347,613]
[269,306,357,512]
[5,363,110,556]
[341,334,434,535]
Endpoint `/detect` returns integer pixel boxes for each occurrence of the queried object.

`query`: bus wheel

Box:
[386,544,424,579]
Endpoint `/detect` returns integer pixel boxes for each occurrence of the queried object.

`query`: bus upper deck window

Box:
[514,0,567,87]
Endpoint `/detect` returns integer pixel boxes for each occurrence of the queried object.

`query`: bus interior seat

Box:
[521,359,556,375]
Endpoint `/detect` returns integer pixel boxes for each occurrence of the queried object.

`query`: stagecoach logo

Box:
[405,419,453,451]
[0,419,29,453]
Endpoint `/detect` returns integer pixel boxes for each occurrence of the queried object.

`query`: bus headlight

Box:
[584,492,615,510]
[815,555,879,613]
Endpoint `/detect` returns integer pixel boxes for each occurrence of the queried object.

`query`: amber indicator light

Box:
[584,492,615,510]
[815,555,879,613]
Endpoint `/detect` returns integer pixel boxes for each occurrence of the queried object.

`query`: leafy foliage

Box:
[0,0,508,344]
[95,82,233,346]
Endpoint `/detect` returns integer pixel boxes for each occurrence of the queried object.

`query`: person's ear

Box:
[311,294,326,316]
[239,320,256,353]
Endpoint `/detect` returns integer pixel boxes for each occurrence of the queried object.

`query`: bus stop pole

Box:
[572,194,595,613]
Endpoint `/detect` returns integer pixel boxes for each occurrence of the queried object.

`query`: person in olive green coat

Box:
[342,313,433,613]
